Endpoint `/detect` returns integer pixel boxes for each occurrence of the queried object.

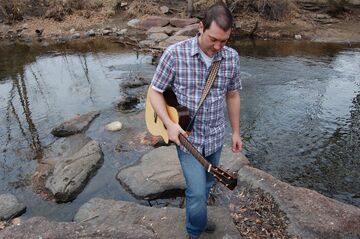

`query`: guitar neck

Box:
[178,134,210,169]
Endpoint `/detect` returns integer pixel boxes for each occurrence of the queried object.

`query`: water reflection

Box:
[232,42,360,207]
[0,41,154,196]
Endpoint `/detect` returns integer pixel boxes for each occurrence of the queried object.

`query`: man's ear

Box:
[198,21,204,34]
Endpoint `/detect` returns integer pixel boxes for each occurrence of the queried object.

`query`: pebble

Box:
[105,121,123,132]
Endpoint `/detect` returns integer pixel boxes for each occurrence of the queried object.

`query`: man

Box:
[149,3,242,239]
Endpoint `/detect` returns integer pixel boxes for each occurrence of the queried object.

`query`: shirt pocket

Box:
[214,69,232,91]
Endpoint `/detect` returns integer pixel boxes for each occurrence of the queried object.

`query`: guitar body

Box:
[145,86,237,190]
[145,87,190,144]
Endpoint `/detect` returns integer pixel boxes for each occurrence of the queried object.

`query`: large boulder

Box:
[32,134,103,203]
[238,166,360,239]
[45,139,103,202]
[74,197,241,239]
[117,145,249,199]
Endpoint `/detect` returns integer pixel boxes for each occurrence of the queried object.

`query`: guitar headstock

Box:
[210,165,238,190]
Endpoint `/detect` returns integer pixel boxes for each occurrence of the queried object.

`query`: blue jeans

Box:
[176,146,222,237]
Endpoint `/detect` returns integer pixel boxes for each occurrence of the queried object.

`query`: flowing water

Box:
[0,39,359,221]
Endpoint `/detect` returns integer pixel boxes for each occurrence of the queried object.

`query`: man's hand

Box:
[231,133,242,153]
[166,121,187,145]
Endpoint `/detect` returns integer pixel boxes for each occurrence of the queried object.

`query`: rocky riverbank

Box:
[1,1,360,47]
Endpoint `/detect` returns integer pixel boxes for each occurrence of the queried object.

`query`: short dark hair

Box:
[202,2,233,32]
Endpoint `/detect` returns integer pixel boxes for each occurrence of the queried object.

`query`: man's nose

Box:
[214,42,222,50]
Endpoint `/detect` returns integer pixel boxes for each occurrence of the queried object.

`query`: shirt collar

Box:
[190,33,224,61]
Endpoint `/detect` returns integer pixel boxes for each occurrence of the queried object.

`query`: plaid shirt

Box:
[151,35,241,156]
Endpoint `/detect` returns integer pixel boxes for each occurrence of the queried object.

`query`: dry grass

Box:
[0,0,111,23]
[232,0,296,21]
[0,0,28,22]
[126,0,162,18]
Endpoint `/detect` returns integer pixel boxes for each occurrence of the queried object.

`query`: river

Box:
[0,39,359,221]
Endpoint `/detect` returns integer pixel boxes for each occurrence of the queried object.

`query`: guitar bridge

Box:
[154,112,158,123]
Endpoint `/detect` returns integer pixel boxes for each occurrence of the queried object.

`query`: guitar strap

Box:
[186,60,221,131]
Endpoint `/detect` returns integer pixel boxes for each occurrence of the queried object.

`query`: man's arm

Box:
[226,90,242,152]
[149,87,186,145]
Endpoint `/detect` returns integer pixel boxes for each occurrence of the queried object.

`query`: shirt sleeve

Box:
[227,51,242,92]
[151,48,175,93]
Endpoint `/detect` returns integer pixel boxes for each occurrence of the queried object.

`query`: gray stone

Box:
[71,33,80,39]
[0,216,156,239]
[51,111,100,137]
[117,28,128,36]
[238,166,360,239]
[160,6,169,14]
[127,19,141,28]
[74,198,241,239]
[117,146,249,199]
[0,194,26,221]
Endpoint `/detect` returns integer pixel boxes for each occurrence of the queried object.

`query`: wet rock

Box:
[51,111,100,137]
[117,29,127,36]
[74,198,241,239]
[116,145,249,200]
[85,29,96,37]
[0,194,26,220]
[170,18,199,28]
[105,121,123,132]
[0,216,156,239]
[45,140,103,203]
[117,96,140,112]
[174,24,198,37]
[238,166,360,238]
[140,16,170,29]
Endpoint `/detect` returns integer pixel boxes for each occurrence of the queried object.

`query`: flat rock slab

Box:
[51,111,100,137]
[0,194,26,221]
[117,145,249,200]
[74,197,242,239]
[0,216,156,239]
[238,166,360,239]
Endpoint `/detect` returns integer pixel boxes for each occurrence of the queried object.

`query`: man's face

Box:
[198,21,231,57]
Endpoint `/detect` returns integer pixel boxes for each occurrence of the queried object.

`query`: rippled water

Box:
[0,39,359,220]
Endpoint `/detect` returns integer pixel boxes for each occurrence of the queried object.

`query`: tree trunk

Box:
[187,0,193,17]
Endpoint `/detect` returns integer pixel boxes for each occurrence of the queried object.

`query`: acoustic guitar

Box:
[145,87,237,190]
